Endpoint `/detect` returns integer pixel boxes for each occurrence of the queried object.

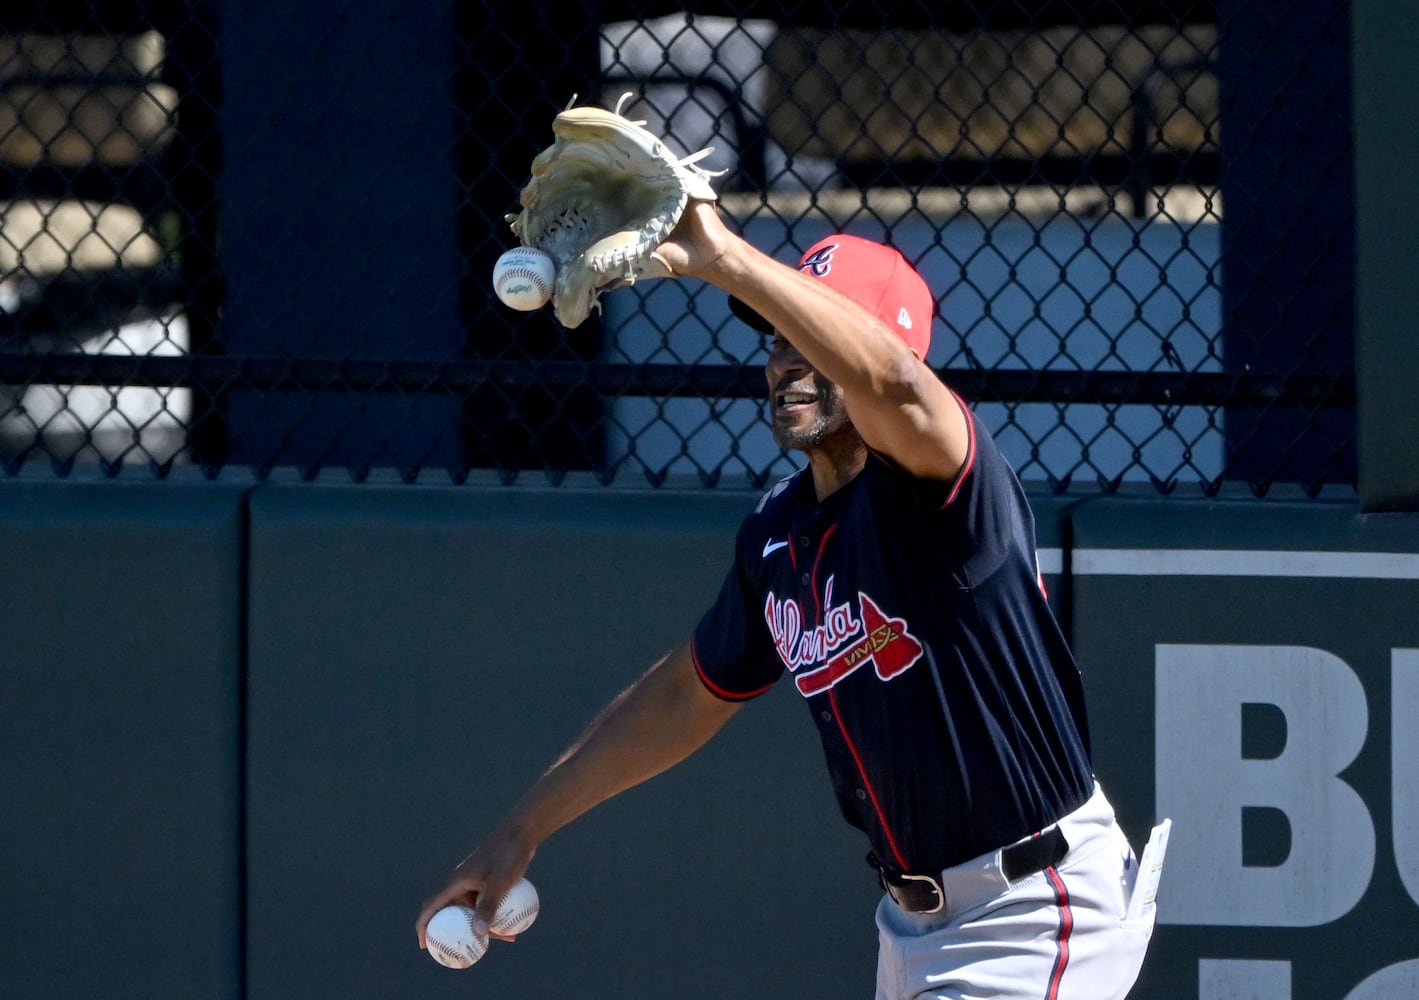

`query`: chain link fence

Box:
[1,1,1356,494]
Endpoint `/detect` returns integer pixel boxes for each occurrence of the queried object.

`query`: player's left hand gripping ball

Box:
[493,247,556,311]
[423,879,539,970]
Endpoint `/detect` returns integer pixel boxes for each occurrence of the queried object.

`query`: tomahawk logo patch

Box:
[764,576,924,696]
[799,244,838,277]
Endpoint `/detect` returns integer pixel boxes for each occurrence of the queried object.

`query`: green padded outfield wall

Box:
[1072,497,1419,999]
[0,480,1069,1000]
[8,479,1419,998]
[0,478,247,1000]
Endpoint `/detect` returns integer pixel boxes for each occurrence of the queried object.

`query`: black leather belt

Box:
[871,825,1071,914]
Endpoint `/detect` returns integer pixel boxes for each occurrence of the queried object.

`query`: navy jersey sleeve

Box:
[944,404,1043,585]
[691,509,787,702]
[871,396,1038,588]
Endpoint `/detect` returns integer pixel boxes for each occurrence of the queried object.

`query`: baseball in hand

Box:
[425,905,489,969]
[493,247,555,311]
[489,877,540,936]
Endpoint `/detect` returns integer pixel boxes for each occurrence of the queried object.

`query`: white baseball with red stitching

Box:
[493,247,555,311]
[425,904,489,969]
[489,877,540,936]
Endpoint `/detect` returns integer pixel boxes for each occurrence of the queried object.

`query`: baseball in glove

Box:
[506,93,723,328]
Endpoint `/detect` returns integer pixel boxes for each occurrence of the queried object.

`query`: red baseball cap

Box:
[728,234,933,359]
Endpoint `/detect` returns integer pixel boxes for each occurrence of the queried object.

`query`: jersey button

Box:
[800,573,811,586]
[799,535,811,548]
[855,788,868,800]
[819,710,832,723]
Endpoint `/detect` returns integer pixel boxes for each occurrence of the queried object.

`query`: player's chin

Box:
[772,418,825,451]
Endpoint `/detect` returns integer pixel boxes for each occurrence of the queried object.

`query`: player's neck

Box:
[805,433,868,501]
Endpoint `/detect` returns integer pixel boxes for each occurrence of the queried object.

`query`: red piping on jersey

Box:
[942,390,977,509]
[806,523,835,624]
[1043,866,1073,1000]
[809,522,911,872]
[829,686,910,871]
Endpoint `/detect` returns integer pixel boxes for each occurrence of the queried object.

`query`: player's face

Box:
[766,332,852,451]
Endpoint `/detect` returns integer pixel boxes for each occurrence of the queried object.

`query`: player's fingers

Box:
[477,885,519,940]
[470,883,509,938]
[415,897,449,948]
[415,880,480,948]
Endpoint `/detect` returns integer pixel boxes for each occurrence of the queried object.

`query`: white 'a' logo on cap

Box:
[897,307,912,329]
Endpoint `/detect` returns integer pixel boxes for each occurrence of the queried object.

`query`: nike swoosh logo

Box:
[762,539,789,557]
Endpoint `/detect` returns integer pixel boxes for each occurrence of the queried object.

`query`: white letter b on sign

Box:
[1155,644,1373,926]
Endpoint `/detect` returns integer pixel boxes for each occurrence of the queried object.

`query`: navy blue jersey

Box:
[691,404,1093,875]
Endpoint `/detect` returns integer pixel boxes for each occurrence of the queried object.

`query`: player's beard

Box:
[771,377,852,451]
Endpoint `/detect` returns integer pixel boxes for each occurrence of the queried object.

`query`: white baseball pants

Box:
[874,783,1157,1000]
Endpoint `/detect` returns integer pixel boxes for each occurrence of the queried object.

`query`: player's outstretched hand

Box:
[416,829,534,948]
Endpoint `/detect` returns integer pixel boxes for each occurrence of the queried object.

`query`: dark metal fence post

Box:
[1216,0,1357,490]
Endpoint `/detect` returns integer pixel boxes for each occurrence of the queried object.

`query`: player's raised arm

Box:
[499,93,964,485]
[415,638,740,948]
[661,204,970,484]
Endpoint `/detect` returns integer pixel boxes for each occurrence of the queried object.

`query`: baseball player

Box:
[417,201,1159,998]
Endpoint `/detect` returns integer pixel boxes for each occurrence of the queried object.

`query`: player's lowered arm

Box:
[508,639,741,846]
[418,640,741,945]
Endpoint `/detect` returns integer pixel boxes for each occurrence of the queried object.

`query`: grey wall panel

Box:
[1070,496,1419,999]
[0,479,246,1000]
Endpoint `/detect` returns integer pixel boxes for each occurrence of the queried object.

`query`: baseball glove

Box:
[507,93,722,328]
